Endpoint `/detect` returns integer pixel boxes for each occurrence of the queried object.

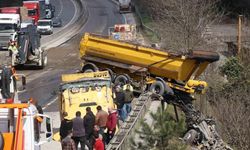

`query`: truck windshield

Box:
[0,23,15,32]
[38,21,51,26]
[28,9,37,16]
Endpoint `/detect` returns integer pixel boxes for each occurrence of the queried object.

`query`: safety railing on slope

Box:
[106,92,154,150]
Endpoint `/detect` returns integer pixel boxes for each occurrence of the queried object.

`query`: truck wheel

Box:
[0,131,4,150]
[183,129,199,145]
[82,63,99,73]
[114,74,130,86]
[149,80,165,95]
[105,68,115,82]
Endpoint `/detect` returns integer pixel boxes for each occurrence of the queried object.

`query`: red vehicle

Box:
[23,1,40,24]
[0,7,20,14]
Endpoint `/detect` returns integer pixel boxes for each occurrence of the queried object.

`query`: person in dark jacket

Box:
[72,111,86,150]
[106,107,117,144]
[60,112,73,140]
[122,84,134,119]
[114,85,126,122]
[84,107,95,150]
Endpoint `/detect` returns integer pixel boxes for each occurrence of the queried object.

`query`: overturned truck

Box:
[79,33,232,149]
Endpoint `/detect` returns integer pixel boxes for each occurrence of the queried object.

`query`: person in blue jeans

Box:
[114,85,126,122]
[123,84,134,119]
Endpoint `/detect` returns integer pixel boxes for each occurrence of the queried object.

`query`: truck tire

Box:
[149,80,165,95]
[183,129,199,145]
[82,63,99,73]
[114,74,130,86]
[0,131,4,150]
[1,67,12,98]
[39,53,47,69]
[105,68,115,82]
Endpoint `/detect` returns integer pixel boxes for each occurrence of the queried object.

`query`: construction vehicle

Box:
[79,33,218,95]
[108,24,136,42]
[79,33,232,149]
[10,24,47,68]
[53,71,116,141]
[119,0,132,13]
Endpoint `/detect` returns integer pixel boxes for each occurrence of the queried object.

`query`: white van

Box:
[37,19,53,35]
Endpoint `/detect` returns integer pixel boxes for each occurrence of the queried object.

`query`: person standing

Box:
[72,111,86,150]
[123,84,134,119]
[61,130,76,150]
[113,85,126,122]
[84,107,95,150]
[106,107,117,144]
[60,112,73,140]
[95,106,108,137]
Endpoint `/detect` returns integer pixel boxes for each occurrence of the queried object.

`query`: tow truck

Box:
[0,65,53,150]
[79,33,232,149]
[10,24,47,68]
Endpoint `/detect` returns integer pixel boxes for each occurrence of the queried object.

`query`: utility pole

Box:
[238,15,243,57]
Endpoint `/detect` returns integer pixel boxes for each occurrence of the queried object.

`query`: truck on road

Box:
[119,0,132,13]
[10,24,47,68]
[23,1,40,24]
[0,13,20,50]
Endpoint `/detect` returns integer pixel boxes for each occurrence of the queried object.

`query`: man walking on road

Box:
[84,107,95,150]
[72,111,86,150]
[61,130,76,150]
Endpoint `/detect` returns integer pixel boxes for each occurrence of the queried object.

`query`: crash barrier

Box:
[106,92,154,150]
[42,0,89,49]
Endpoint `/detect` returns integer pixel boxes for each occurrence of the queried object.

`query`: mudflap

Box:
[38,48,48,69]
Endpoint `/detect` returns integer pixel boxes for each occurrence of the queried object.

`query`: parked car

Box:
[37,19,53,35]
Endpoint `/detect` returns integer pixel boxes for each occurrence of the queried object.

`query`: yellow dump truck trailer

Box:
[79,33,219,95]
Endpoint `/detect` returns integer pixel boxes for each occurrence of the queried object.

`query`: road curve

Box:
[18,0,123,107]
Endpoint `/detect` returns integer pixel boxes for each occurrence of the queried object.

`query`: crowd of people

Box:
[59,84,134,150]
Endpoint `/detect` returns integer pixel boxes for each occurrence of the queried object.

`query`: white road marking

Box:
[42,96,58,110]
[57,0,64,17]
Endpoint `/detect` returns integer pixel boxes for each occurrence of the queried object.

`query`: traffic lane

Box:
[81,0,123,35]
[19,36,82,106]
[19,0,124,107]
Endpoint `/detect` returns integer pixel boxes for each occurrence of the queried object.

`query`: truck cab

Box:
[23,1,40,25]
[0,14,20,50]
[59,71,116,119]
[37,19,53,34]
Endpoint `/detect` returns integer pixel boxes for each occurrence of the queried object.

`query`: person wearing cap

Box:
[60,112,73,140]
[8,40,18,65]
[84,107,95,150]
[106,107,117,144]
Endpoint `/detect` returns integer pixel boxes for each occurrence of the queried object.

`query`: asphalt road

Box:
[18,0,124,108]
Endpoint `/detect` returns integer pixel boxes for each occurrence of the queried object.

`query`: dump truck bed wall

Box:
[80,33,213,81]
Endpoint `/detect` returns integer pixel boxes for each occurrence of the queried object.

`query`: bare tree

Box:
[137,0,223,52]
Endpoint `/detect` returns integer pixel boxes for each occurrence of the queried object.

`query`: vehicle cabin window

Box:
[0,24,15,31]
[33,117,40,142]
[28,9,37,16]
[38,21,51,26]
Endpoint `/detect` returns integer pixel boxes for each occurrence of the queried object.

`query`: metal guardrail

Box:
[106,92,153,150]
